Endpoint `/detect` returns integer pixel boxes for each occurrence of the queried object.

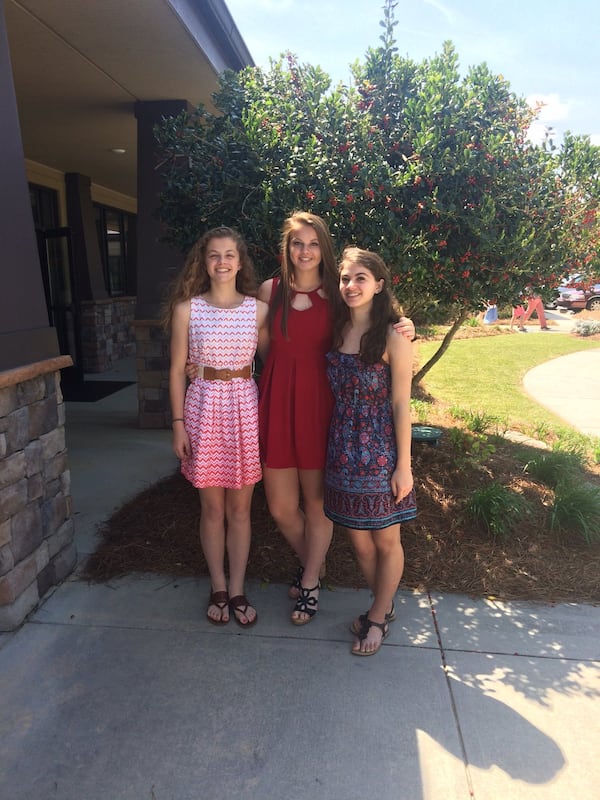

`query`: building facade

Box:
[0,0,253,628]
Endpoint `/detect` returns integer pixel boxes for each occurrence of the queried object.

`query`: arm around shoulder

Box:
[256,298,270,362]
[257,278,274,304]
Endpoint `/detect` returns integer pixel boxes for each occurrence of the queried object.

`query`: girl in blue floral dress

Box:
[324,247,416,656]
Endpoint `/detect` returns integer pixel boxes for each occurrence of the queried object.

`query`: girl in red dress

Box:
[257,213,415,624]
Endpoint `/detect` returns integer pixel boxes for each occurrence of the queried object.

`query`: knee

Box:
[267,496,298,528]
[352,537,373,560]
[226,504,251,528]
[374,532,402,558]
[201,503,225,525]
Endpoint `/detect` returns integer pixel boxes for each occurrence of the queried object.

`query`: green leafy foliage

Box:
[466,481,531,538]
[550,481,600,544]
[524,450,586,488]
[447,426,496,466]
[154,0,600,380]
[449,406,506,435]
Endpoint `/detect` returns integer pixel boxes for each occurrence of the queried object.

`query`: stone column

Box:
[0,357,75,630]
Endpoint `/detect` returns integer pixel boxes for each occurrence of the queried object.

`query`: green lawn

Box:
[416,332,600,434]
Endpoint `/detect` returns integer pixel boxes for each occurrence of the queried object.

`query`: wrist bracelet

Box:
[172,418,184,423]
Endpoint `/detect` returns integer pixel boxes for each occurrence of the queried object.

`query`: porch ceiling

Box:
[5,0,251,197]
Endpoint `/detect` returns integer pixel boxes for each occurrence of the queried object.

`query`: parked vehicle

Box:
[556,280,600,312]
[545,273,583,309]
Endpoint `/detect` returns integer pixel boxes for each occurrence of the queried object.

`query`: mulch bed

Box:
[82,430,600,604]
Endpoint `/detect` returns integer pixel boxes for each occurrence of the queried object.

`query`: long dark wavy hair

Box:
[269,211,344,337]
[332,247,403,364]
[162,226,257,330]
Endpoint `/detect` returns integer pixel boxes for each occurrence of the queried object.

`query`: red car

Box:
[556,279,600,312]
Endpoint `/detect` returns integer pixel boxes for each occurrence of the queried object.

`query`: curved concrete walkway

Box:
[523,347,600,437]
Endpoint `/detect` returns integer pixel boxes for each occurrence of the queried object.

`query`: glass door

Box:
[37,227,83,384]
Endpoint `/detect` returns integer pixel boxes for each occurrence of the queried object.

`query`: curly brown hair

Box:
[162,227,257,330]
[269,211,345,337]
[332,247,403,364]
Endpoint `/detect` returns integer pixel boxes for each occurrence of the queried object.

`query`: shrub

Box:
[574,319,600,337]
[553,434,590,461]
[410,398,432,424]
[449,406,505,435]
[466,481,531,537]
[550,481,600,544]
[524,450,585,488]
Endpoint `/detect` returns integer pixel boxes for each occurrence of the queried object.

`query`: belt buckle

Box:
[222,368,231,380]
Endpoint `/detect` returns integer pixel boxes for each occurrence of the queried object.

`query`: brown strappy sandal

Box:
[206,590,229,626]
[229,594,258,627]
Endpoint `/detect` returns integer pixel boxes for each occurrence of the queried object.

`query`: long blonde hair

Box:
[162,227,257,330]
[269,212,344,336]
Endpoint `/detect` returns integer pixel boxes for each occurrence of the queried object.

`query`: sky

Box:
[224,0,600,147]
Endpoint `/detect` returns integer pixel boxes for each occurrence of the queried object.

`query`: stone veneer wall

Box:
[134,320,171,429]
[0,356,76,630]
[80,296,136,373]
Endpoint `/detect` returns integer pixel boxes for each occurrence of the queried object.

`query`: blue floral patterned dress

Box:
[324,351,417,530]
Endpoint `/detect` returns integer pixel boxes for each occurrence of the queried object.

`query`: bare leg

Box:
[349,529,395,626]
[291,469,333,623]
[349,525,404,654]
[225,484,256,624]
[262,467,307,563]
[198,487,229,623]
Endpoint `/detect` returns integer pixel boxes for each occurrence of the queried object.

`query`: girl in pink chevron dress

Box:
[166,227,269,627]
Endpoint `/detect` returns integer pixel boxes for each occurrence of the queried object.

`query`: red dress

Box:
[258,280,334,469]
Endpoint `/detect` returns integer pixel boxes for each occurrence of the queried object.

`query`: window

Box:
[94,204,135,296]
[29,183,59,230]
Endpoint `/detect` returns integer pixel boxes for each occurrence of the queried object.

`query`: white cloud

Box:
[526,93,570,123]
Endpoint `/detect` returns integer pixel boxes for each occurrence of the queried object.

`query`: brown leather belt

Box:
[198,364,252,381]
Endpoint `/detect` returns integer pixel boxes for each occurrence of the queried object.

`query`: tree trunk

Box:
[412,307,471,386]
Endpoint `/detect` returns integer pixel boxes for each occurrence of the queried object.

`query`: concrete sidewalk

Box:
[1,357,599,799]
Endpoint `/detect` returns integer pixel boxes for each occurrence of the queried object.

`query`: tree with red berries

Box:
[155,0,599,382]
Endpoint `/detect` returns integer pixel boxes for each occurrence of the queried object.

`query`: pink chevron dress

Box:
[181,295,261,489]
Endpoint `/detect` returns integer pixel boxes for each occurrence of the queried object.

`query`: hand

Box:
[391,466,413,503]
[393,316,416,341]
[173,426,191,460]
[185,361,199,381]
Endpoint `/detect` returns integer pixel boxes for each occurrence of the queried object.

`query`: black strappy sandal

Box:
[291,582,320,626]
[351,617,389,657]
[288,565,304,600]
[349,601,396,635]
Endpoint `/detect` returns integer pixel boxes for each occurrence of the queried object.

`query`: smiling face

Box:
[205,236,241,283]
[339,259,384,310]
[288,224,322,277]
